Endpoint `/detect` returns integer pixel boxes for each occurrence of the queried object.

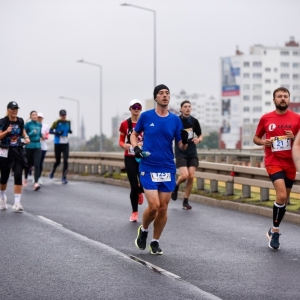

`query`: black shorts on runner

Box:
[175,157,199,168]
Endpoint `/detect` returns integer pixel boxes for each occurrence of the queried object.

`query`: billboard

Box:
[220,57,242,149]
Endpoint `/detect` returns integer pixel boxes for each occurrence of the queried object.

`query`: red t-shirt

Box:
[119,119,143,156]
[255,110,300,167]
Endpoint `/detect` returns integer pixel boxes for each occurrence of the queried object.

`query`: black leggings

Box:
[52,144,69,178]
[24,148,41,183]
[39,150,47,178]
[1,159,23,186]
[124,156,143,212]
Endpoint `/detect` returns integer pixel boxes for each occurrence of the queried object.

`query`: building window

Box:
[293,63,300,68]
[274,79,278,83]
[243,73,250,78]
[244,62,250,67]
[293,51,300,56]
[253,73,262,78]
[253,95,261,101]
[244,118,250,124]
[293,96,300,102]
[293,74,299,80]
[293,85,300,90]
[243,84,250,90]
[265,68,271,72]
[243,141,250,146]
[265,101,271,106]
[243,95,250,101]
[265,79,271,83]
[281,51,289,56]
[265,90,271,95]
[281,62,289,68]
[244,129,250,135]
[253,107,262,112]
[253,61,262,67]
[243,107,250,112]
[253,84,262,90]
[253,119,260,124]
[281,74,289,79]
[274,68,278,72]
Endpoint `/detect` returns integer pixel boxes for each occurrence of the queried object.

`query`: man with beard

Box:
[253,87,300,250]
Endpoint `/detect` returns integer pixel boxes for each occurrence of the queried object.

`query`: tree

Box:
[198,132,219,149]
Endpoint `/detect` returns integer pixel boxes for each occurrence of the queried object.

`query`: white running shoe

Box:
[12,203,24,213]
[38,178,43,185]
[0,196,7,210]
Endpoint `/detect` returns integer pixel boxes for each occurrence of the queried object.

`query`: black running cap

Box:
[59,109,67,116]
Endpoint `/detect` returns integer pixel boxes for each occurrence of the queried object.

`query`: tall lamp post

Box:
[121,3,156,106]
[77,59,103,152]
[59,96,80,140]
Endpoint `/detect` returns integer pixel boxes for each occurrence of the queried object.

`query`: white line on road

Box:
[37,215,63,227]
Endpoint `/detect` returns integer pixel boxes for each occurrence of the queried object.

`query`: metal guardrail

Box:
[43,151,300,201]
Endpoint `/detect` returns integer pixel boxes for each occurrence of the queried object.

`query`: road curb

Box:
[68,175,300,225]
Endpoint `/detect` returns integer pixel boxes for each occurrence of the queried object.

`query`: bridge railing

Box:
[43,150,300,201]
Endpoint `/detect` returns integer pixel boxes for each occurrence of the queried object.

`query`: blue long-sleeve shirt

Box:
[50,119,72,144]
[24,120,42,149]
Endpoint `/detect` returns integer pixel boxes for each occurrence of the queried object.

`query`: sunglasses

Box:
[131,105,142,110]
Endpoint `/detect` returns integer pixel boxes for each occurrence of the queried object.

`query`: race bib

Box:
[0,147,9,158]
[271,136,291,152]
[185,128,194,139]
[128,145,135,155]
[150,173,171,182]
[59,136,69,144]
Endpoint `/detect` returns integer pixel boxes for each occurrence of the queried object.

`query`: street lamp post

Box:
[121,3,156,106]
[59,96,80,140]
[77,59,103,152]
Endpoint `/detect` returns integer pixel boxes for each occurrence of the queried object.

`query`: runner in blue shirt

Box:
[131,84,188,255]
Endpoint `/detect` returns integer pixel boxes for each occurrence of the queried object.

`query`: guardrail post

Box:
[206,155,214,162]
[250,156,257,167]
[260,187,269,201]
[101,165,106,175]
[226,156,233,164]
[107,165,113,175]
[115,166,121,175]
[197,178,204,190]
[242,185,251,198]
[215,155,222,163]
[210,180,218,193]
[225,182,234,195]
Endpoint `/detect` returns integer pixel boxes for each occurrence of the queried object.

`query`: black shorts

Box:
[175,157,199,168]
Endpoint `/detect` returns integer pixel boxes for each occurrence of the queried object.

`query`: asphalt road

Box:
[1,176,300,300]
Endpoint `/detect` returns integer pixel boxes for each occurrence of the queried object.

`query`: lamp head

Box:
[120,3,129,6]
[77,59,84,63]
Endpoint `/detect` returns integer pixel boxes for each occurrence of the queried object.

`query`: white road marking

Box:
[37,215,63,226]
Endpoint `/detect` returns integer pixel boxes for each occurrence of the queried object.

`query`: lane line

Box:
[37,215,63,227]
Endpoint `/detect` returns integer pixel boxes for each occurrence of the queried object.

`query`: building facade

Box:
[220,36,300,149]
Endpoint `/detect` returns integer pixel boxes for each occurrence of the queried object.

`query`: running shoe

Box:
[138,193,144,205]
[22,179,28,187]
[129,212,138,222]
[33,183,40,191]
[149,241,163,255]
[0,196,7,210]
[38,178,43,185]
[183,199,192,210]
[49,171,54,179]
[171,187,178,201]
[266,228,280,250]
[12,203,24,213]
[62,178,68,184]
[135,225,148,250]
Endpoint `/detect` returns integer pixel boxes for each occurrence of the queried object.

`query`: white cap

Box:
[37,112,44,118]
[129,99,142,107]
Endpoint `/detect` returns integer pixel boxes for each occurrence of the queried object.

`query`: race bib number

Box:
[0,147,9,158]
[59,136,69,144]
[185,128,194,139]
[150,173,171,182]
[271,136,291,152]
[128,145,135,155]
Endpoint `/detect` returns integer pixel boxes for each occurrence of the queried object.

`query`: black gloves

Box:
[180,129,188,145]
[69,130,72,134]
[134,146,143,158]
[55,131,62,137]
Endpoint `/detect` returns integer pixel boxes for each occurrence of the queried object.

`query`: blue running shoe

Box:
[266,228,280,250]
[49,172,54,179]
[62,177,68,184]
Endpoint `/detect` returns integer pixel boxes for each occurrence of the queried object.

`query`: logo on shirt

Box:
[150,123,154,126]
[268,123,276,131]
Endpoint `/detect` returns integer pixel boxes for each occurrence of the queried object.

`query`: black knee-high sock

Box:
[273,202,286,228]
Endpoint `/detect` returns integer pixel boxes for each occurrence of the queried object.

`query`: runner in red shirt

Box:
[119,100,144,222]
[253,87,300,250]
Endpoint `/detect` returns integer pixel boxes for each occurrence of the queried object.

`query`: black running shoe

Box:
[149,241,163,255]
[171,187,178,201]
[135,225,148,250]
[183,200,192,210]
[266,228,280,250]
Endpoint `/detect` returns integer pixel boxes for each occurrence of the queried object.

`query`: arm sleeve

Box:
[193,119,202,136]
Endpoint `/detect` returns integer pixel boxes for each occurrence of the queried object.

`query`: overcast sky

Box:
[1,0,299,139]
